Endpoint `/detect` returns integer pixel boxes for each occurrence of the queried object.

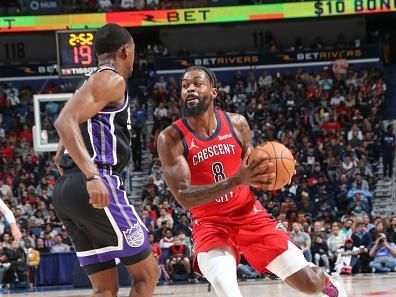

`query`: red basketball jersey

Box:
[171,110,255,220]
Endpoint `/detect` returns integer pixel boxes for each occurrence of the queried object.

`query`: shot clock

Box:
[56,29,98,77]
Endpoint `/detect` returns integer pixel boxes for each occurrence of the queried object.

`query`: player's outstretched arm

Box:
[157,126,273,209]
[0,199,22,240]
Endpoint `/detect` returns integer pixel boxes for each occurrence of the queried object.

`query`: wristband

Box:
[86,174,101,182]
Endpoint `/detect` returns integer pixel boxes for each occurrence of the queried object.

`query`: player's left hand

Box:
[87,178,109,209]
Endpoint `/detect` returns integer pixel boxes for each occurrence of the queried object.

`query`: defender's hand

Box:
[87,178,109,209]
[236,148,274,187]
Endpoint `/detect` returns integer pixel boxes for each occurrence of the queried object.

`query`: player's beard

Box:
[181,95,211,117]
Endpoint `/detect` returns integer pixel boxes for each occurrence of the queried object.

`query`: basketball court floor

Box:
[2,274,395,297]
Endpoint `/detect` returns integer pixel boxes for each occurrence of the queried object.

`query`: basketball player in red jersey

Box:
[157,66,347,297]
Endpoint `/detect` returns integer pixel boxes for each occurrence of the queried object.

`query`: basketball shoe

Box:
[321,272,347,297]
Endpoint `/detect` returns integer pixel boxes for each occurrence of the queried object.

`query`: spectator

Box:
[3,240,27,287]
[363,214,375,232]
[351,222,371,272]
[166,236,191,280]
[312,220,328,240]
[369,233,396,273]
[149,233,161,263]
[132,102,147,132]
[340,219,353,239]
[311,235,330,273]
[152,172,165,196]
[59,227,72,247]
[382,124,395,179]
[35,238,50,254]
[23,239,40,287]
[330,89,345,106]
[174,213,191,237]
[142,209,155,232]
[50,235,70,253]
[154,102,168,121]
[351,173,369,192]
[0,254,11,286]
[386,216,396,243]
[156,208,174,229]
[159,228,174,249]
[347,192,370,218]
[142,177,160,202]
[0,180,11,197]
[1,233,13,249]
[29,209,45,229]
[46,210,62,231]
[327,223,346,264]
[333,238,361,275]
[347,124,363,141]
[370,221,386,242]
[291,223,312,262]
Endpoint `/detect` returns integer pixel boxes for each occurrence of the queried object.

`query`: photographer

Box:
[369,233,396,273]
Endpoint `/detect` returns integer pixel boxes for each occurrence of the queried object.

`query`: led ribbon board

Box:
[0,1,395,32]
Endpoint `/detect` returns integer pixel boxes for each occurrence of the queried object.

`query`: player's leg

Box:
[122,254,160,297]
[266,242,347,296]
[53,172,119,296]
[197,248,243,297]
[84,263,119,297]
[237,202,346,296]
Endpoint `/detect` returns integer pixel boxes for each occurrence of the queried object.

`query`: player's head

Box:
[180,66,217,117]
[94,23,135,77]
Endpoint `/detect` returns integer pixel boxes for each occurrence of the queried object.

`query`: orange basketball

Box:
[248,141,295,190]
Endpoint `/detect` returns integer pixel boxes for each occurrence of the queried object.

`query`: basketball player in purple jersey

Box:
[52,24,160,297]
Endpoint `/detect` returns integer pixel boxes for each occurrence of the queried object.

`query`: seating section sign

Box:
[0,1,395,32]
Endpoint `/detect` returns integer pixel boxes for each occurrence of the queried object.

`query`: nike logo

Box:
[218,134,232,141]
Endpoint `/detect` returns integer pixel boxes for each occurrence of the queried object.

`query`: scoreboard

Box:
[56,29,97,77]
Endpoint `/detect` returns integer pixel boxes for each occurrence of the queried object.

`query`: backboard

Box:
[33,93,72,152]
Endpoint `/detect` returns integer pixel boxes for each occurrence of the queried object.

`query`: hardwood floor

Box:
[3,274,396,297]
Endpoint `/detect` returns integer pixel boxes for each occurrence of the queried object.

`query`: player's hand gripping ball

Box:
[248,141,296,190]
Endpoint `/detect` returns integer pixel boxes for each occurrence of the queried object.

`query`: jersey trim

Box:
[181,110,222,141]
[171,123,188,157]
[95,66,128,114]
[222,111,243,148]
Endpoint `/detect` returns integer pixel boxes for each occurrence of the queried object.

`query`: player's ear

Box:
[120,43,129,59]
[211,87,218,100]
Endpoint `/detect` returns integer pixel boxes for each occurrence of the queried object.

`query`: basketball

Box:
[248,141,295,190]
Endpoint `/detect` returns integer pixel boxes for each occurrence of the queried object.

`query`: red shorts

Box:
[192,200,291,274]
